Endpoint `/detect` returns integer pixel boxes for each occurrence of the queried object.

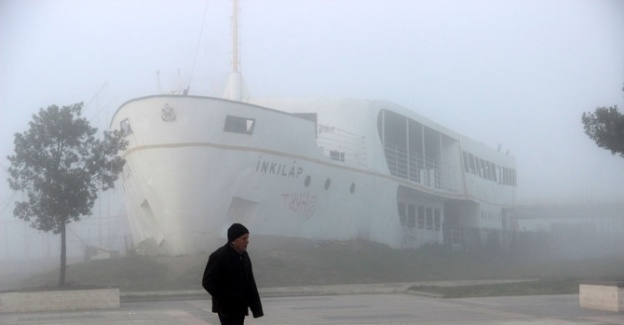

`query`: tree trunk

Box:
[59,222,66,287]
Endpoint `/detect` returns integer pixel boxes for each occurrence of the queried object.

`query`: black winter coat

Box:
[202,243,263,318]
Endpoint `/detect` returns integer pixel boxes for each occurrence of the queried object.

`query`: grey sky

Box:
[1,0,624,204]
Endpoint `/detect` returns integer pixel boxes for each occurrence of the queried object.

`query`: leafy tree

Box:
[582,106,624,157]
[7,103,127,287]
[582,86,624,158]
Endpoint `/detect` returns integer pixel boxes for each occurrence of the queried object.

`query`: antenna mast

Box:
[232,0,240,74]
[224,0,246,101]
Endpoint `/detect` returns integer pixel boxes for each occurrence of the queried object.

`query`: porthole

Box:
[324,178,331,190]
[350,183,355,194]
[304,175,311,187]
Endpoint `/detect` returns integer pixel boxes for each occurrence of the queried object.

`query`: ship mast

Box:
[224,0,246,101]
[232,0,240,75]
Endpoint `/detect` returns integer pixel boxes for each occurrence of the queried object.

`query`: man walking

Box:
[202,223,263,325]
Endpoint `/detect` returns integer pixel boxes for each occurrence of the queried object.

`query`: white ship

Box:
[110,1,517,256]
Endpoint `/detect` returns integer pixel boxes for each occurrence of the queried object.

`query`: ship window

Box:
[408,204,416,228]
[304,175,311,187]
[483,160,491,180]
[434,209,441,231]
[398,202,406,226]
[477,158,485,178]
[480,159,487,178]
[468,153,476,175]
[324,178,331,190]
[224,115,255,134]
[330,150,345,162]
[417,206,425,229]
[350,183,355,194]
[491,163,498,182]
[501,167,517,186]
[426,207,433,230]
[120,118,133,136]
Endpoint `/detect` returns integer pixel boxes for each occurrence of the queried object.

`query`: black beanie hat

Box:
[227,223,249,242]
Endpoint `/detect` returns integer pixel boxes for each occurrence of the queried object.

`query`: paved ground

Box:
[1,291,623,325]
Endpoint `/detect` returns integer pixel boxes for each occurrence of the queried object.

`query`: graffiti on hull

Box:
[281,192,317,219]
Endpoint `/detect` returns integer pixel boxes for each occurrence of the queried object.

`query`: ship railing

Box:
[317,124,367,167]
[384,144,459,193]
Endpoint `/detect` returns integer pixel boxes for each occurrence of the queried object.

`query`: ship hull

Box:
[113,95,405,255]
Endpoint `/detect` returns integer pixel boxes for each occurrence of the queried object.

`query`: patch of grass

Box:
[21,255,170,290]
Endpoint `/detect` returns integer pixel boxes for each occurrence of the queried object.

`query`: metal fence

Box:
[317,124,368,167]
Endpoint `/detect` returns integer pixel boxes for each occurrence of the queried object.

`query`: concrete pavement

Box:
[1,283,623,325]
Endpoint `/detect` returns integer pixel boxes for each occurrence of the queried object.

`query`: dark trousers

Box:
[218,314,245,325]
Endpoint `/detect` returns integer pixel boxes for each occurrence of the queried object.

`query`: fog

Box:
[1,0,624,286]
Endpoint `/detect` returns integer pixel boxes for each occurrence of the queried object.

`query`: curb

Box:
[120,280,537,302]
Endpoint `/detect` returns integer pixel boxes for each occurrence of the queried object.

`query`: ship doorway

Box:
[226,197,259,225]
[443,201,462,251]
